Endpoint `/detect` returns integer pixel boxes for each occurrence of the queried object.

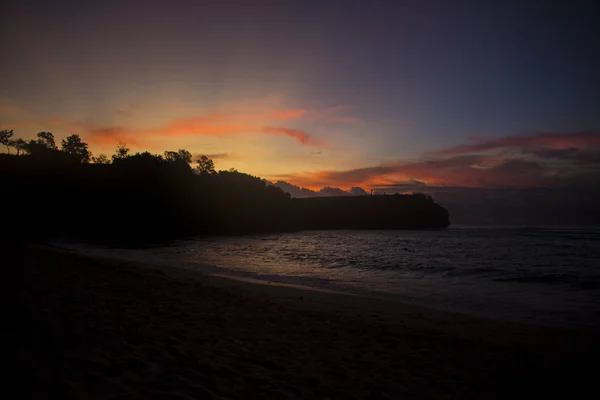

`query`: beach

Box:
[8,245,599,399]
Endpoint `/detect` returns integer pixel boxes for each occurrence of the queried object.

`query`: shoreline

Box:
[48,242,600,333]
[10,245,600,399]
[32,244,600,346]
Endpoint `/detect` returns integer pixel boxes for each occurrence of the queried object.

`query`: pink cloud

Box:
[274,131,600,190]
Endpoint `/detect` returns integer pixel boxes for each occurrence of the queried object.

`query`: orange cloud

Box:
[85,108,331,148]
[263,127,326,148]
[150,113,252,137]
[86,127,145,146]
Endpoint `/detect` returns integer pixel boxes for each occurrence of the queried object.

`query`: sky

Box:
[1,0,599,197]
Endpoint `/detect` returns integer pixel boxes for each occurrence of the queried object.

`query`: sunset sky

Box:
[2,0,599,191]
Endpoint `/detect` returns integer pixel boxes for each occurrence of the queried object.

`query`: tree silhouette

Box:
[25,140,57,157]
[196,155,215,174]
[10,138,28,155]
[164,149,192,164]
[114,151,168,171]
[0,129,14,153]
[92,154,110,164]
[112,142,130,161]
[179,149,192,163]
[36,132,58,150]
[61,134,91,163]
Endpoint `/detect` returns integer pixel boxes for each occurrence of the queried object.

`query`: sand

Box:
[6,245,599,399]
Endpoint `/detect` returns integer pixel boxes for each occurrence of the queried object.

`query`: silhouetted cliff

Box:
[1,152,450,245]
[291,195,449,230]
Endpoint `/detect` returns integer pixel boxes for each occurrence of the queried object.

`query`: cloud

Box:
[85,119,310,147]
[86,127,145,146]
[266,105,358,125]
[349,187,369,195]
[133,112,251,138]
[278,155,570,189]
[276,131,600,190]
[83,105,345,148]
[525,147,600,165]
[433,131,600,156]
[0,95,356,149]
[191,152,238,161]
[203,153,235,160]
[263,127,326,148]
[272,181,369,198]
[86,119,326,148]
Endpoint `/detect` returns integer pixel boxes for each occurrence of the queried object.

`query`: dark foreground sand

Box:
[6,245,599,399]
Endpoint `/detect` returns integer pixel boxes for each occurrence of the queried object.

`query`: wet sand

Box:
[7,245,599,399]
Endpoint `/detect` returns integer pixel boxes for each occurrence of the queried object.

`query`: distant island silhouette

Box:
[1,130,450,245]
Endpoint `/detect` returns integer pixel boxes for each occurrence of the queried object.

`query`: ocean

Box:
[55,227,600,329]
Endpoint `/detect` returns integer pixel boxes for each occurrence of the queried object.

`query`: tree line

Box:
[0,129,216,173]
[1,129,450,246]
